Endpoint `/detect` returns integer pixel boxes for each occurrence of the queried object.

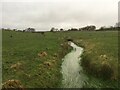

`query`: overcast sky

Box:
[1,0,119,31]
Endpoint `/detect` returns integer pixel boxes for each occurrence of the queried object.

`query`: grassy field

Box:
[2,30,71,88]
[2,30,119,88]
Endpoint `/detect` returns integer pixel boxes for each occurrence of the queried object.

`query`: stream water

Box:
[61,42,88,88]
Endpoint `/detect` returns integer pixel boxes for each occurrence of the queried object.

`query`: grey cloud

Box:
[2,0,119,30]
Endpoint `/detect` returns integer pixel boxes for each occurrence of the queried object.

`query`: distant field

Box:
[2,30,119,88]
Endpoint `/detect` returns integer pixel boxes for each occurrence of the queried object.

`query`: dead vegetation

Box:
[43,59,57,68]
[2,80,24,89]
[10,62,23,71]
[38,51,47,57]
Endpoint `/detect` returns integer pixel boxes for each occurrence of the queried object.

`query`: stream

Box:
[61,42,88,88]
[61,42,117,88]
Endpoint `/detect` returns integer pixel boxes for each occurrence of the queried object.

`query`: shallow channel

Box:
[61,42,88,88]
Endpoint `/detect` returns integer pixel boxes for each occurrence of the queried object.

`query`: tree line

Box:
[1,25,119,32]
[50,25,119,32]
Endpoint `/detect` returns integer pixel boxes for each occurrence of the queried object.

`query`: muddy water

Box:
[61,42,88,88]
